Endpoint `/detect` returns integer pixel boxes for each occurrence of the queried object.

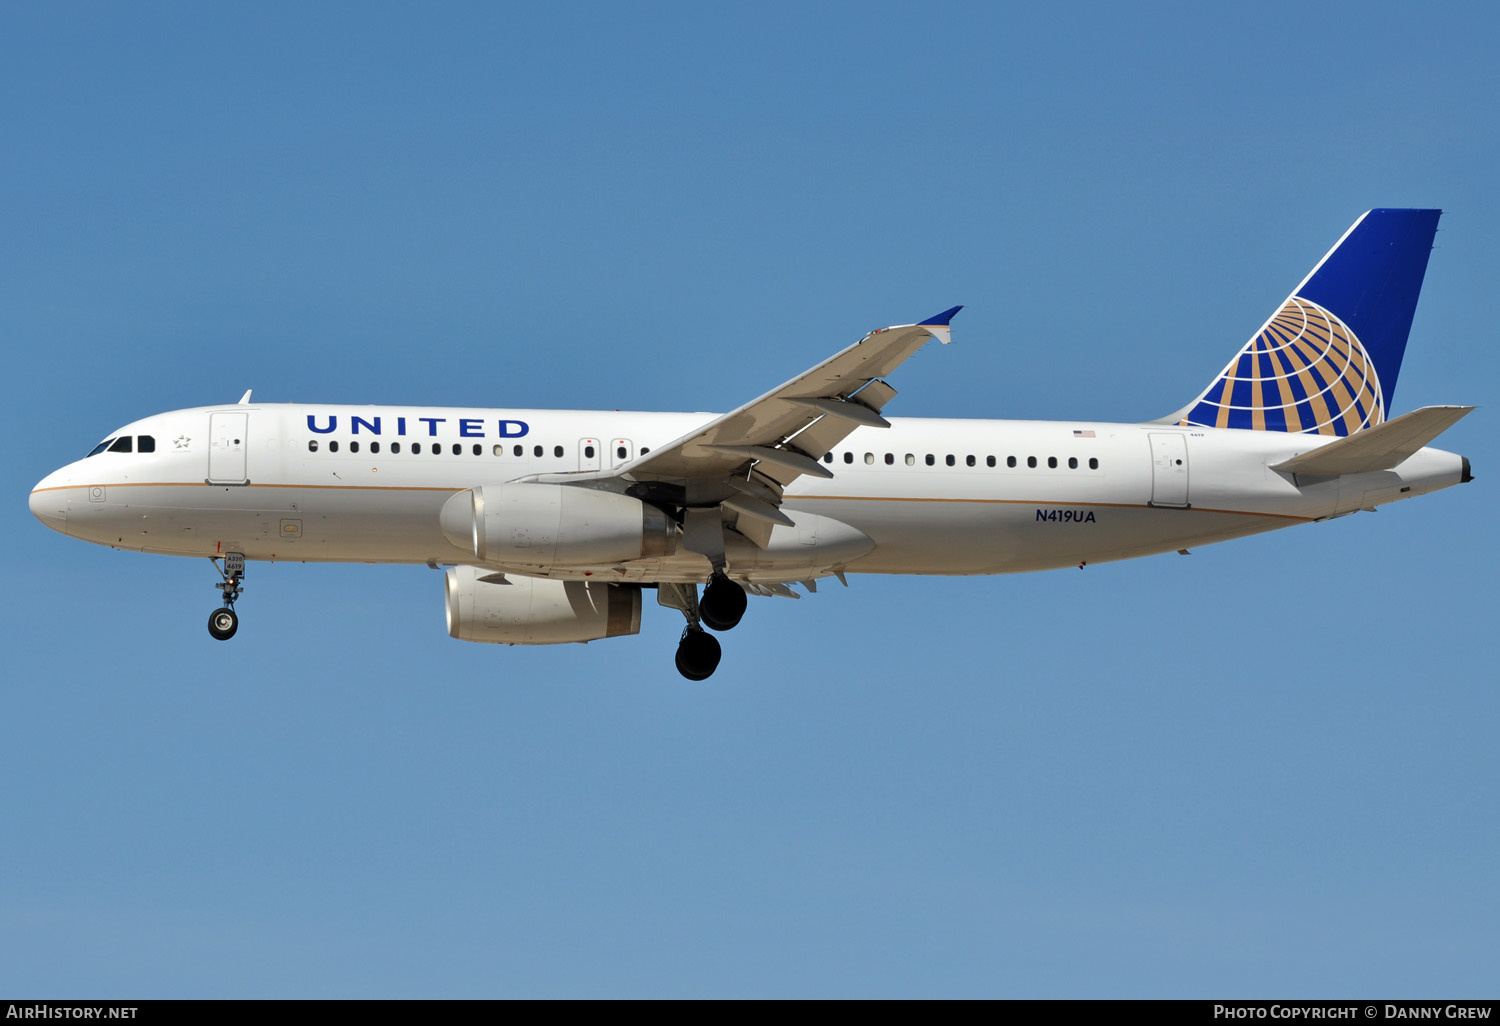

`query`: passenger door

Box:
[207,412,249,484]
[1148,432,1188,507]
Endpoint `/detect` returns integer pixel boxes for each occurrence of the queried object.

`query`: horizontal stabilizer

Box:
[1271,405,1473,476]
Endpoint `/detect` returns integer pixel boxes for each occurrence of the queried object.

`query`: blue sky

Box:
[4,2,1496,997]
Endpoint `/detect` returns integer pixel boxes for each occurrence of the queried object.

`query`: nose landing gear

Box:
[208,552,245,641]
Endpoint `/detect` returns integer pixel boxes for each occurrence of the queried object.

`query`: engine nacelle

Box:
[439,483,678,566]
[444,565,642,645]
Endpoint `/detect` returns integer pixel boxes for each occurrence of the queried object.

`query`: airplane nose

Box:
[29,476,68,534]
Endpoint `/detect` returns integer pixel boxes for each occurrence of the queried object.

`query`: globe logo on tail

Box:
[1180,297,1384,435]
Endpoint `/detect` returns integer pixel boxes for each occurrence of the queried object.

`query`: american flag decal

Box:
[1073,429,1095,438]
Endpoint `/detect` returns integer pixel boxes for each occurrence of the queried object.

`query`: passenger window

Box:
[308,440,318,452]
[905,454,915,466]
[493,445,504,456]
[945,455,955,467]
[844,452,854,464]
[986,456,995,467]
[109,437,133,453]
[392,442,401,454]
[925,454,934,466]
[514,445,523,457]
[585,445,596,459]
[371,442,381,454]
[330,441,340,453]
[554,445,564,458]
[616,446,626,460]
[640,447,650,455]
[1089,457,1099,470]
[350,441,360,453]
[1007,456,1016,468]
[966,455,975,467]
[864,453,874,465]
[884,453,894,465]
[431,443,441,454]
[137,435,156,453]
[1027,456,1036,468]
[1068,456,1077,469]
[1048,456,1057,468]
[87,438,115,457]
[823,453,833,464]
[534,445,543,457]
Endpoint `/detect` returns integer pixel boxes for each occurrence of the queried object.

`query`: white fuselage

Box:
[29,402,1467,582]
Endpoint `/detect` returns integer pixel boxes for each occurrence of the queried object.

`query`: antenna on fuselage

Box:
[237,389,252,405]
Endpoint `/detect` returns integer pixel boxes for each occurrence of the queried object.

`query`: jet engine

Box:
[439,483,678,567]
[444,565,642,644]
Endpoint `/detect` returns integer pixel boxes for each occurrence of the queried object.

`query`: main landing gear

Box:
[207,552,245,641]
[662,573,747,681]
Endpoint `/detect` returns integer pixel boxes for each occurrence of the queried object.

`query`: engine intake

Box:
[445,565,642,645]
[440,483,678,567]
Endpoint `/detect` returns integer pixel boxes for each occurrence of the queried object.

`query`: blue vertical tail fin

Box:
[1173,209,1441,435]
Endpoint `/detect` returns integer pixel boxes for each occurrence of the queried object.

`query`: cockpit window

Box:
[87,438,116,457]
[108,436,133,454]
[137,435,155,453]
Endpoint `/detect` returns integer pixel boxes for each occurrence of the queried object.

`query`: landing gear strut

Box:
[207,552,245,641]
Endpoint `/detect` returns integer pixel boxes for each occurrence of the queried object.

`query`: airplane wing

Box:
[619,305,960,487]
[622,306,959,540]
[526,306,960,554]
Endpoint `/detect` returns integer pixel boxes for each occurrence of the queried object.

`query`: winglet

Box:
[919,305,963,345]
[237,389,253,405]
[920,305,963,326]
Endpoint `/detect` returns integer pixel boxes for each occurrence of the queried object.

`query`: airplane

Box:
[29,209,1473,680]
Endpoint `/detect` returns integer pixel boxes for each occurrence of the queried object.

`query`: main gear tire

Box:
[699,575,747,632]
[675,628,722,680]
